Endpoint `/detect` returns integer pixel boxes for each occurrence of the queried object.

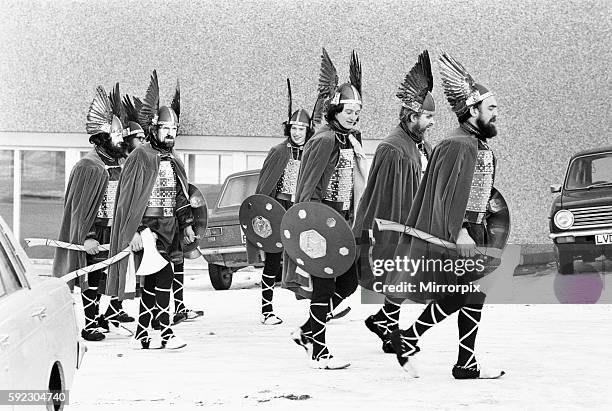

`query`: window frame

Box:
[216,172,260,209]
[563,151,612,191]
[0,218,30,294]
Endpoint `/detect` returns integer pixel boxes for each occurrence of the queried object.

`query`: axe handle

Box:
[374,218,503,259]
[60,246,131,283]
[25,238,110,252]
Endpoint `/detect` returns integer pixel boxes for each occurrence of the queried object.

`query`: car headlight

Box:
[554,209,574,230]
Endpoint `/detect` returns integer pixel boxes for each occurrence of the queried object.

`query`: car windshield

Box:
[218,173,259,208]
[565,152,612,190]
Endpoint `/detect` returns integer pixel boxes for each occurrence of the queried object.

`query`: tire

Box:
[209,264,233,290]
[556,246,574,274]
[47,363,65,411]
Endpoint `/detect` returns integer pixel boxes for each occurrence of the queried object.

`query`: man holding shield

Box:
[282,49,367,370]
[387,52,506,379]
[244,79,315,325]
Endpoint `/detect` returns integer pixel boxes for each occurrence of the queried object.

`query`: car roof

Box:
[571,146,612,158]
[224,169,261,179]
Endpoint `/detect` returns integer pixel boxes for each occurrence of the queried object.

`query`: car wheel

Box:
[209,264,233,290]
[556,245,574,274]
[47,362,66,411]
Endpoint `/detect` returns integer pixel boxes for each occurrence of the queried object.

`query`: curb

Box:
[519,251,556,266]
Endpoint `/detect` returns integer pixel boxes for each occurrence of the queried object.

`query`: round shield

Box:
[485,188,510,250]
[183,184,209,259]
[281,202,356,279]
[464,187,511,281]
[239,194,286,253]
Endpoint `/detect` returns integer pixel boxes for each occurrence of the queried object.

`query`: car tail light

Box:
[554,210,574,230]
[204,227,223,237]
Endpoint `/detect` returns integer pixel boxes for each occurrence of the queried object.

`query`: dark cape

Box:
[255,139,293,197]
[106,143,189,300]
[282,124,368,300]
[352,125,432,289]
[385,126,494,303]
[52,149,108,290]
[246,139,293,264]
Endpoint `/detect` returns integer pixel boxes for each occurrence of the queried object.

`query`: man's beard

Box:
[406,121,428,141]
[476,117,497,139]
[416,124,430,138]
[100,139,126,159]
[126,139,139,154]
[152,134,175,150]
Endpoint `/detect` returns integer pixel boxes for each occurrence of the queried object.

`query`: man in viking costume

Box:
[95,91,144,332]
[286,49,367,369]
[245,79,315,325]
[107,70,195,350]
[124,88,205,328]
[352,50,435,354]
[122,94,147,153]
[52,85,131,341]
[388,52,505,379]
[94,84,136,329]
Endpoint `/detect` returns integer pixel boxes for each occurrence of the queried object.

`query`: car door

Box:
[41,273,78,386]
[0,275,12,391]
[0,230,49,393]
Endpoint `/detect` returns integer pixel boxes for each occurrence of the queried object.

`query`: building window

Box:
[0,150,14,229]
[188,154,234,184]
[20,151,65,258]
[247,155,266,170]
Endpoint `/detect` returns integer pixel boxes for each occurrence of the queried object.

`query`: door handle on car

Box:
[31,307,47,319]
[0,335,9,349]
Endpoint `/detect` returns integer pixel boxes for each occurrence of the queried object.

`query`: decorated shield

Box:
[183,184,209,259]
[281,202,356,279]
[239,194,285,253]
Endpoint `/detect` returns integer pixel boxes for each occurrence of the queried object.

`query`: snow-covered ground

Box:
[69,264,612,410]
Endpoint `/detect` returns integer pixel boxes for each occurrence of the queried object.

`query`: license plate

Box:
[595,232,612,245]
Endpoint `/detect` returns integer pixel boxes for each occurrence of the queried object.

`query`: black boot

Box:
[81,328,105,341]
[452,364,505,379]
[365,313,395,354]
[364,313,387,341]
[116,310,135,323]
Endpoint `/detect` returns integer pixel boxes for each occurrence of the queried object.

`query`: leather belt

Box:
[94,218,113,227]
[143,207,174,217]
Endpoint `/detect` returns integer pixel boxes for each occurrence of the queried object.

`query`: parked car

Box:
[549,146,612,273]
[0,216,85,410]
[199,169,264,290]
